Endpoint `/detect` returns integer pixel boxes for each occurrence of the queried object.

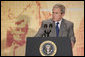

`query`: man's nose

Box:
[53,14,56,16]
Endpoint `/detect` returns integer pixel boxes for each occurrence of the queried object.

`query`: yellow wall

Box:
[1,1,84,56]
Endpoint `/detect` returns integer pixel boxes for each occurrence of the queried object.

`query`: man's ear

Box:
[61,13,65,17]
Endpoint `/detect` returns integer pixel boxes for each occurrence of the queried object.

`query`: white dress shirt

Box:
[55,19,62,29]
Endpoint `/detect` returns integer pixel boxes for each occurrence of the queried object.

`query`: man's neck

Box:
[55,18,62,23]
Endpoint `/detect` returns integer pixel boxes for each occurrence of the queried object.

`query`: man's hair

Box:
[53,3,65,14]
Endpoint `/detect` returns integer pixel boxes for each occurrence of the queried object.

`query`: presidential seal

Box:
[39,40,57,56]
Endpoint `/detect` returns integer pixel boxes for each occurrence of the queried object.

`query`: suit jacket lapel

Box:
[59,19,67,37]
[50,19,57,37]
[50,19,67,37]
[52,21,57,37]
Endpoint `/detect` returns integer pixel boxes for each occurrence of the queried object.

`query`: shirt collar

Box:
[55,19,62,24]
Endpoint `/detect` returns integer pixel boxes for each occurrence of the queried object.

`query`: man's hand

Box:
[71,41,74,48]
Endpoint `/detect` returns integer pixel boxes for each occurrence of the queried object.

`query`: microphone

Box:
[49,24,53,28]
[44,24,47,28]
[42,23,53,37]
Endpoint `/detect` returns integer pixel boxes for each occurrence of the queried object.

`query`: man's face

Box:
[52,8,64,21]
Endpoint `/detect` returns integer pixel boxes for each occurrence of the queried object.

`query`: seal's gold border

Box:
[39,40,57,56]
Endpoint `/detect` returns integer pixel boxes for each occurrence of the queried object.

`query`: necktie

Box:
[56,22,59,37]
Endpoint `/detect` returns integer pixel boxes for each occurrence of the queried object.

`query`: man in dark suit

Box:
[35,4,76,47]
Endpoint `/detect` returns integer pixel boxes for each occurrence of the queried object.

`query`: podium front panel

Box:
[25,37,73,56]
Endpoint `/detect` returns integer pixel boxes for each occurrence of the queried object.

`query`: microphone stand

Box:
[42,30,51,37]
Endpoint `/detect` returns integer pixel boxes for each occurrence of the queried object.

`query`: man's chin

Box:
[52,19,60,21]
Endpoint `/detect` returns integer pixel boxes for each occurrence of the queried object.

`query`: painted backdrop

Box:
[1,1,84,56]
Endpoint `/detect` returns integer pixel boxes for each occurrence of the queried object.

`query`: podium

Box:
[25,37,73,56]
